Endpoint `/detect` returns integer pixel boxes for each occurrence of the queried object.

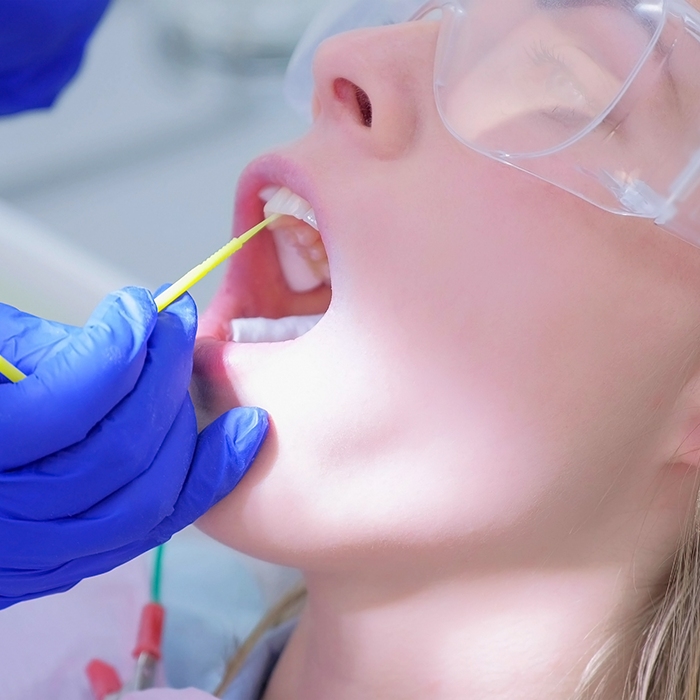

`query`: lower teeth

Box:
[231,315,324,343]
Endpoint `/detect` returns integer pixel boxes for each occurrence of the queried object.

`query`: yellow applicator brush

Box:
[153,214,280,311]
[0,354,26,383]
[0,214,280,384]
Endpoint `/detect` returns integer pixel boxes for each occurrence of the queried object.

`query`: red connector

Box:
[133,602,165,660]
[86,659,123,700]
[86,602,165,699]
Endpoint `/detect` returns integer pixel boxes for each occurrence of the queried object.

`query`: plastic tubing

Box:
[0,214,280,384]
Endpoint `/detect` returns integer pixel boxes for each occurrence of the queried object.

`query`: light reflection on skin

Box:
[193,10,700,700]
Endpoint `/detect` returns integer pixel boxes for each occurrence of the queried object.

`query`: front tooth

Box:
[258,186,280,203]
[263,186,318,231]
[305,209,318,230]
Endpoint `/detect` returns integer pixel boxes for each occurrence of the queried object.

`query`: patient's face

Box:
[194,17,700,575]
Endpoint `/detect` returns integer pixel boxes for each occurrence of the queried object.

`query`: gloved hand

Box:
[0,0,111,115]
[0,288,269,609]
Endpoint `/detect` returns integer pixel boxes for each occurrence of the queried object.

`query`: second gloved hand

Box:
[0,0,112,115]
[0,288,269,609]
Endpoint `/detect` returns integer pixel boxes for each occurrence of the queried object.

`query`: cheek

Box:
[324,157,681,524]
[198,138,693,568]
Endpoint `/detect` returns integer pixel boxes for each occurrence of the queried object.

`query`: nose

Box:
[311,21,440,159]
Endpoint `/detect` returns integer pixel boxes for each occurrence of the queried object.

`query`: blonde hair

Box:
[575,493,700,700]
[214,583,307,698]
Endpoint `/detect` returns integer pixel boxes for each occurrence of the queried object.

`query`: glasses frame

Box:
[285,0,700,245]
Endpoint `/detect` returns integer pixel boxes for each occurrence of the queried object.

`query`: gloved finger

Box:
[0,303,77,376]
[0,287,158,469]
[0,407,269,595]
[0,297,198,517]
[0,397,197,570]
[147,407,270,542]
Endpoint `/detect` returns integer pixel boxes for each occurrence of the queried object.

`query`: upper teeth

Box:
[260,186,329,293]
[262,186,318,230]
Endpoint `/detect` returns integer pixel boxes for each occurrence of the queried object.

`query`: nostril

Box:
[333,78,373,128]
[355,86,373,128]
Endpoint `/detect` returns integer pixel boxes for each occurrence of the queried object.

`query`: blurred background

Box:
[0,0,322,325]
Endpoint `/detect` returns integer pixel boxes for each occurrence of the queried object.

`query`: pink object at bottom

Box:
[0,556,153,700]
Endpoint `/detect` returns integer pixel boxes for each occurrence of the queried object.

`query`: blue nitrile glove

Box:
[0,288,269,609]
[0,0,111,116]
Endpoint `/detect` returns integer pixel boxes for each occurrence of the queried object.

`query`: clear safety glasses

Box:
[285,0,700,246]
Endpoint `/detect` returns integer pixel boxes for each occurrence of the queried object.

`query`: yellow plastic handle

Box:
[0,353,26,383]
[154,214,280,313]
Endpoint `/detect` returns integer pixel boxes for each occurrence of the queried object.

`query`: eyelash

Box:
[528,42,626,138]
[529,42,572,74]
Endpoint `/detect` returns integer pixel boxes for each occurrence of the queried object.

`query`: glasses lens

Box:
[436,0,664,157]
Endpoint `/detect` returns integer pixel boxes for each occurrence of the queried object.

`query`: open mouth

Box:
[229,185,332,343]
[192,165,335,422]
[198,164,334,350]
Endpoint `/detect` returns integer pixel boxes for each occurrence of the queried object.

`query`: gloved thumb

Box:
[193,406,270,508]
[146,407,270,542]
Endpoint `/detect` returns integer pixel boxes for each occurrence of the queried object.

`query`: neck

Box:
[263,564,648,700]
